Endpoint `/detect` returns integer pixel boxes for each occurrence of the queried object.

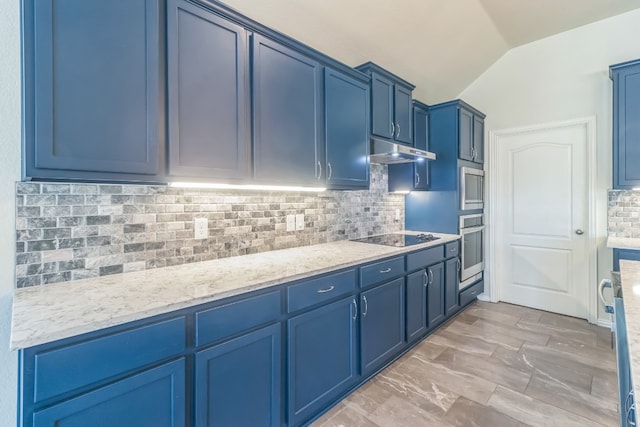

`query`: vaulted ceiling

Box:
[221,0,640,103]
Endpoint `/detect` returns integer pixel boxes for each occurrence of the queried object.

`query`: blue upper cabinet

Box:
[355,62,415,146]
[23,0,163,182]
[611,59,640,189]
[324,68,370,189]
[457,103,485,164]
[167,0,250,182]
[252,34,323,186]
[388,100,430,192]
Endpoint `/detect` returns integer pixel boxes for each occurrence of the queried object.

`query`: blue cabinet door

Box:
[33,359,185,427]
[611,60,640,188]
[195,323,281,427]
[288,296,358,426]
[445,257,460,317]
[459,107,474,162]
[360,278,406,375]
[394,85,413,145]
[252,34,323,185]
[406,270,428,344]
[427,262,445,327]
[370,72,394,140]
[167,0,250,181]
[324,68,370,189]
[473,115,485,164]
[23,0,162,181]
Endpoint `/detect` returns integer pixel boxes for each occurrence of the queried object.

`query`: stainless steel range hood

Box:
[369,138,436,164]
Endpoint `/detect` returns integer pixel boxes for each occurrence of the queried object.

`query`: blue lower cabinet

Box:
[406,270,428,344]
[445,257,460,317]
[195,323,282,427]
[614,248,640,271]
[360,278,406,375]
[33,358,186,427]
[288,296,358,426]
[427,262,445,328]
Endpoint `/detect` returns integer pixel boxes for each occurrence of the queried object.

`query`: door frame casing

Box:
[487,117,598,323]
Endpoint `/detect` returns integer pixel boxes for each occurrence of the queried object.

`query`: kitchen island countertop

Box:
[10,231,459,350]
[618,260,640,405]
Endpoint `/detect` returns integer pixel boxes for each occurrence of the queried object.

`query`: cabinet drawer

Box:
[287,269,356,313]
[406,245,444,272]
[460,280,484,307]
[33,317,186,403]
[360,256,405,288]
[445,241,459,258]
[196,291,281,347]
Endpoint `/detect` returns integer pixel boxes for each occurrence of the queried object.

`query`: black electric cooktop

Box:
[352,233,440,247]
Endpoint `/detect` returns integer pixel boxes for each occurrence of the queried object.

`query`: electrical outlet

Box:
[296,214,305,231]
[286,214,296,232]
[194,217,208,239]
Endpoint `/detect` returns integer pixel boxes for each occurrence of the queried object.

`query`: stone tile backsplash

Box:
[608,189,640,237]
[15,165,404,288]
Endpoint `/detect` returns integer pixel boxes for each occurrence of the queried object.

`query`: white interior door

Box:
[494,122,589,318]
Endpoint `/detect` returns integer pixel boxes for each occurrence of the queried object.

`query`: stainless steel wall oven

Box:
[460,167,484,210]
[459,213,484,289]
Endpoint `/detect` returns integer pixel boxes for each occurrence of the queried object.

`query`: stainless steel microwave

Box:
[460,167,484,210]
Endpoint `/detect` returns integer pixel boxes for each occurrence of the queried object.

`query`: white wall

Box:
[0,0,20,423]
[459,8,640,322]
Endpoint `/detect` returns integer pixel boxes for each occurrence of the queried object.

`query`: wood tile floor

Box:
[312,301,619,427]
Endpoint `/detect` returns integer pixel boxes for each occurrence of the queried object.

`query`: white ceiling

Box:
[222,0,640,103]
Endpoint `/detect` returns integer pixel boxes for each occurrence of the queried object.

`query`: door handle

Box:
[575,229,584,235]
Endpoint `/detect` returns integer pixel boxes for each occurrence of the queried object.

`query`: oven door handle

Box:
[460,225,485,234]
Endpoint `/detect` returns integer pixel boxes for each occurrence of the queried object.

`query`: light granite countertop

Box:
[10,231,459,350]
[619,260,640,404]
[607,236,640,249]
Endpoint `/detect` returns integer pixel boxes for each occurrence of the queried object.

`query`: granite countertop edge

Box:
[607,236,640,249]
[619,260,640,405]
[10,231,460,350]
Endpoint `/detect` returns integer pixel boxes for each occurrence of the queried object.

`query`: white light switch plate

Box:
[295,214,305,231]
[194,217,208,239]
[286,215,296,232]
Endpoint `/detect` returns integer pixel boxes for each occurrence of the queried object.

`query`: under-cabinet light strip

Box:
[168,182,326,192]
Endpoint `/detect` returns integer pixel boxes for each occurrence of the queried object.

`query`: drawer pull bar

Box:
[379,268,392,274]
[362,296,368,317]
[317,285,335,294]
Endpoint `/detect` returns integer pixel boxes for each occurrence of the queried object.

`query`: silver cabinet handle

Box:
[471,147,476,160]
[415,172,420,186]
[428,269,434,285]
[379,268,392,274]
[317,161,322,179]
[327,162,332,180]
[598,279,613,314]
[396,123,401,139]
[362,295,368,317]
[575,229,584,235]
[627,390,635,412]
[317,285,334,294]
[423,271,428,288]
[391,122,395,137]
[352,298,358,320]
[457,258,461,272]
